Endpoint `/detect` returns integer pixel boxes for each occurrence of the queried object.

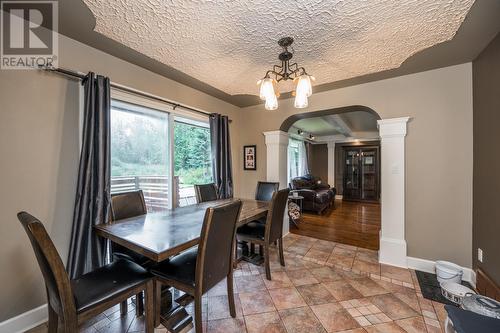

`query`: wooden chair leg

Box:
[144,280,155,333]
[264,244,271,280]
[233,239,238,269]
[194,292,203,333]
[120,300,128,316]
[47,303,58,333]
[154,279,162,327]
[250,243,255,255]
[226,273,236,318]
[135,292,144,317]
[278,237,286,267]
[61,318,77,333]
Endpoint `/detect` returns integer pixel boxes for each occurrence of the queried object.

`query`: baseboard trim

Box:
[0,304,47,333]
[407,256,476,287]
[379,237,407,268]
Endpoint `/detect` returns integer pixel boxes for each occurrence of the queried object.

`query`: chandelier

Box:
[258,37,314,110]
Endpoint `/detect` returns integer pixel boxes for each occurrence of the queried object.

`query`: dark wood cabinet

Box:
[342,146,379,202]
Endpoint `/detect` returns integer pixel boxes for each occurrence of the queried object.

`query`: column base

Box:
[379,236,407,268]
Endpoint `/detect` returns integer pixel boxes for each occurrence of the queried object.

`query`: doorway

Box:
[274,108,409,266]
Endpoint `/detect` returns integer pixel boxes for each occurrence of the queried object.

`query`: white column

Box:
[377,117,410,268]
[263,131,289,189]
[263,130,290,234]
[327,141,336,188]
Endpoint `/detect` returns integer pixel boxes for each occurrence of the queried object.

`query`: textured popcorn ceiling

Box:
[82,0,474,96]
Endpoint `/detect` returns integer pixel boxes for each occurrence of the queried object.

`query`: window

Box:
[110,97,213,211]
[174,118,212,207]
[110,100,170,212]
[288,138,308,181]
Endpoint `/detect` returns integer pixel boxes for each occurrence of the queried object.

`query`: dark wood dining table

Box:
[94,198,269,332]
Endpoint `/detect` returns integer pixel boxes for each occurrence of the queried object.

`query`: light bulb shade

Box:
[294,92,308,108]
[259,78,277,101]
[295,75,312,98]
[265,93,278,110]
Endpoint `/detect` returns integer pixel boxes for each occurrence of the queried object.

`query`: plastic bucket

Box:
[436,261,463,284]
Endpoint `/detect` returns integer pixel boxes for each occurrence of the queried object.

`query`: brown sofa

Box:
[290,174,336,214]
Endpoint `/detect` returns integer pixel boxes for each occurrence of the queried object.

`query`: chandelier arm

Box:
[288,62,298,72]
[263,70,283,80]
[290,66,308,77]
[273,63,284,75]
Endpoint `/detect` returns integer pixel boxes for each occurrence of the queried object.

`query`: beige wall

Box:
[238,64,473,268]
[472,33,500,285]
[0,32,474,322]
[309,144,328,182]
[0,34,240,321]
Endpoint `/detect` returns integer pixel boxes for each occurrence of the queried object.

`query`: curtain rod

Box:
[39,65,229,121]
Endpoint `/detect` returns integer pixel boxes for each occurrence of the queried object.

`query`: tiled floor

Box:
[26,234,447,333]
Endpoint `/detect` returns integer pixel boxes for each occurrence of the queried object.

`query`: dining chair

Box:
[246,181,279,255]
[110,190,151,265]
[255,181,279,202]
[150,200,242,333]
[194,183,218,203]
[236,188,290,280]
[17,212,155,333]
[110,190,151,315]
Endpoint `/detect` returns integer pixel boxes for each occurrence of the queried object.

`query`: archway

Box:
[279,105,381,132]
[264,106,409,268]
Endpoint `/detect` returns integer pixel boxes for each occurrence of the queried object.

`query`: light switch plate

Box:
[478,248,483,262]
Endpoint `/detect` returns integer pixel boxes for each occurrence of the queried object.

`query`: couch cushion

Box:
[293,178,314,189]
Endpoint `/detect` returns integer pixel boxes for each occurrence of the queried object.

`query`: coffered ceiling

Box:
[292,111,379,137]
[58,0,500,106]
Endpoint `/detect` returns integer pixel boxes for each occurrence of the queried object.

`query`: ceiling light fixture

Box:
[298,129,303,135]
[258,37,314,110]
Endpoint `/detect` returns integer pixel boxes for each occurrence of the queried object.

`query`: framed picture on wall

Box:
[243,145,257,170]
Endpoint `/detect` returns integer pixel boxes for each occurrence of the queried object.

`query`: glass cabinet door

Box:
[344,149,361,199]
[343,146,379,202]
[361,149,377,200]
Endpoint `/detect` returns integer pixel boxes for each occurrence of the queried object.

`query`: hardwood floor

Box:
[290,199,381,251]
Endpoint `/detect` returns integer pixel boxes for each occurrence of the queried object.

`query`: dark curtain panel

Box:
[67,72,111,279]
[209,113,233,199]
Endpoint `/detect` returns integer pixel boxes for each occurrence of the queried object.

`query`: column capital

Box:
[326,141,336,149]
[263,130,289,146]
[377,117,410,138]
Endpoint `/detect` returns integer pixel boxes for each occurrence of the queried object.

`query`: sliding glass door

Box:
[110,98,213,210]
[110,100,170,212]
[174,118,212,207]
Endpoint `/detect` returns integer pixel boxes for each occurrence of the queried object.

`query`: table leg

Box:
[237,241,264,266]
[158,286,193,333]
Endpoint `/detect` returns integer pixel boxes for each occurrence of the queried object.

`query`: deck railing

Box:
[110,175,197,211]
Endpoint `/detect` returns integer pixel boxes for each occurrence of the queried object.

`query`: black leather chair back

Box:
[255,181,279,201]
[194,183,218,203]
[110,190,150,265]
[196,200,242,293]
[110,190,147,221]
[17,212,76,316]
[265,188,290,243]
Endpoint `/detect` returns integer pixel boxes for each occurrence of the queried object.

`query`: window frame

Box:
[110,88,211,210]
